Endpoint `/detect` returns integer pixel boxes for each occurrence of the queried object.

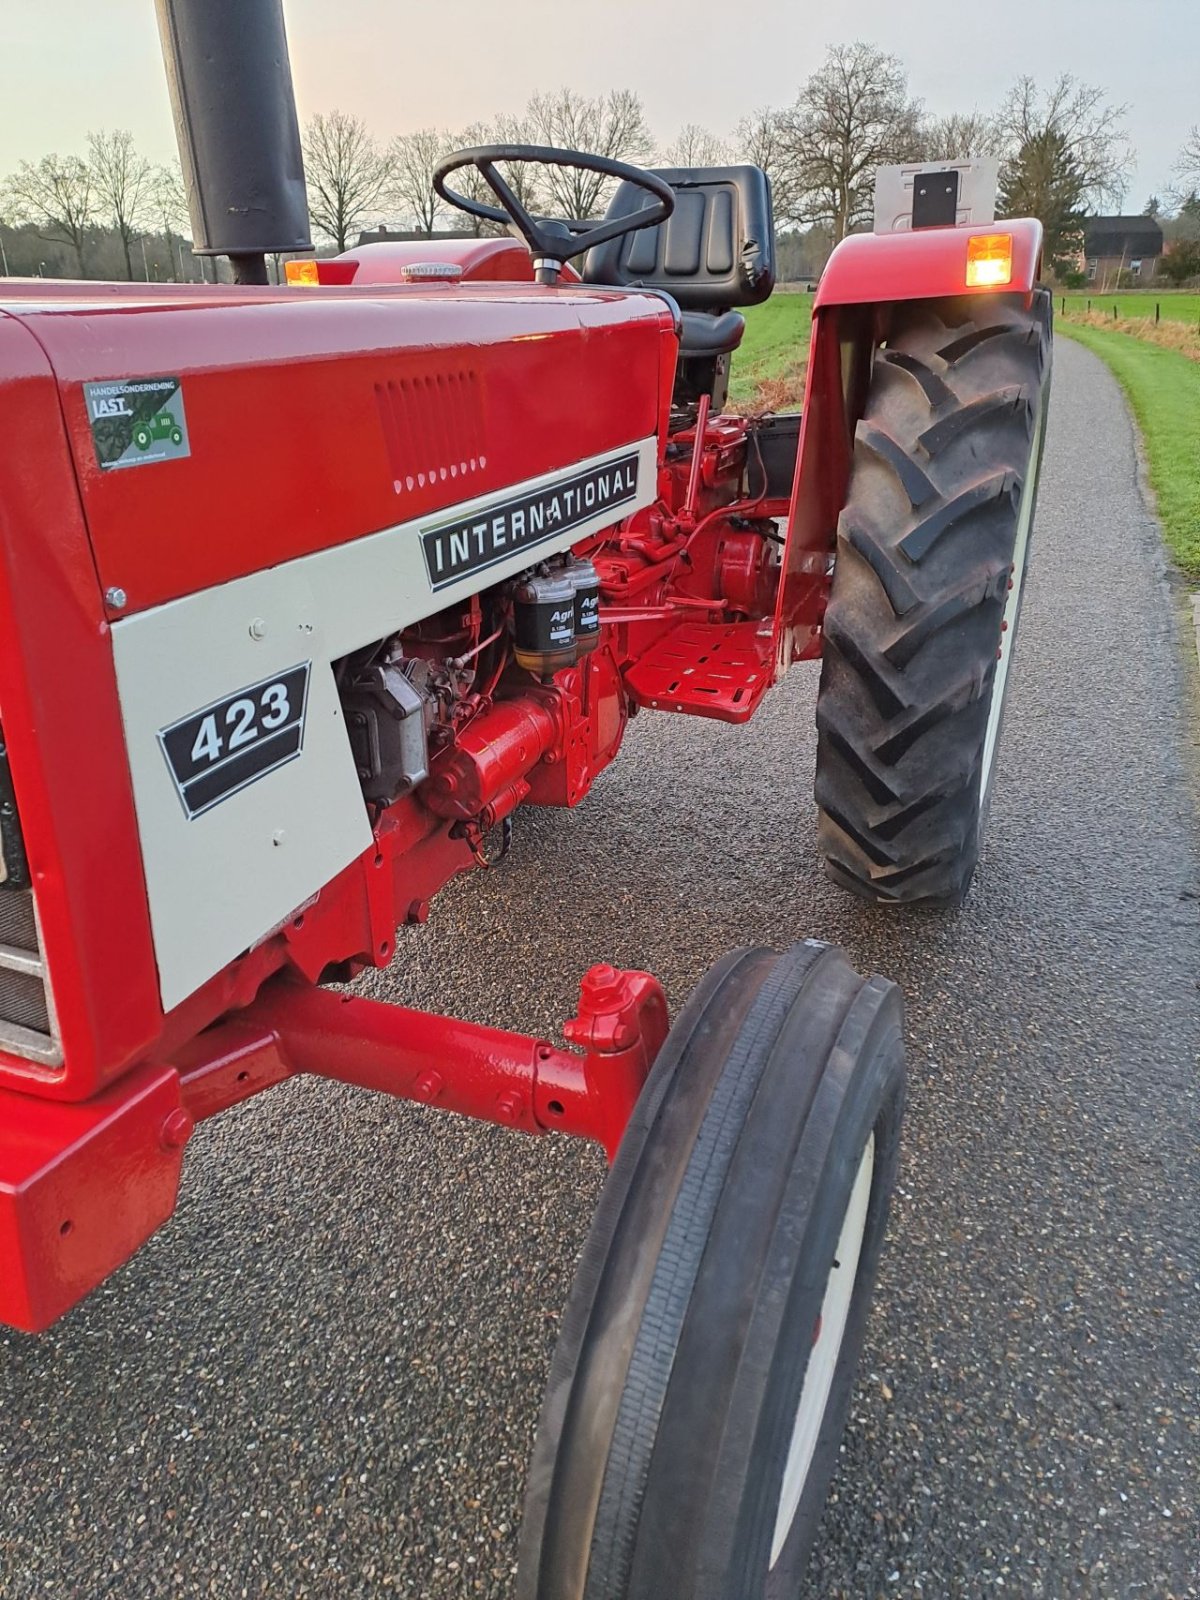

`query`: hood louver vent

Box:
[376,369,487,499]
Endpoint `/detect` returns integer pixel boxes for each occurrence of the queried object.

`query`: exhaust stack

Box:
[154,0,313,284]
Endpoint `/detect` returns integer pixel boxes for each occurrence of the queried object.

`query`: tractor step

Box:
[623,621,774,723]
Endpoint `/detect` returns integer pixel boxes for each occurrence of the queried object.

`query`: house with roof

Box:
[1082,216,1164,287]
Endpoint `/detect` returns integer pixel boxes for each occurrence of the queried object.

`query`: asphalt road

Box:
[3,336,1199,1600]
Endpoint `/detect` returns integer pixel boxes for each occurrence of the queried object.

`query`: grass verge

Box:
[1060,308,1200,362]
[1061,291,1200,326]
[1058,320,1200,577]
[728,295,812,408]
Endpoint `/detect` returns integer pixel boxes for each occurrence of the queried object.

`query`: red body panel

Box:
[0,1062,185,1332]
[0,316,163,1096]
[816,217,1044,307]
[333,237,546,285]
[773,301,877,671]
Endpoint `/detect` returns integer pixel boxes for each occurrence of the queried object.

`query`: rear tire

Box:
[517,942,905,1600]
[814,290,1052,904]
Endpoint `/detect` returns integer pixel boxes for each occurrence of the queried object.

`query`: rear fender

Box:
[815,217,1044,308]
[772,217,1044,673]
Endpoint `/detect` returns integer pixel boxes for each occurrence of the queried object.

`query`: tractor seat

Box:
[583,164,775,364]
[679,308,748,359]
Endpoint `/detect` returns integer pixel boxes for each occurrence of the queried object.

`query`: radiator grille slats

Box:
[0,890,38,950]
[0,966,51,1034]
[0,888,61,1068]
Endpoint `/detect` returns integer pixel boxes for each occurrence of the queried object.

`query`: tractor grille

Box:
[0,889,62,1068]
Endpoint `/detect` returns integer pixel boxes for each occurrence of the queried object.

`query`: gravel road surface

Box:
[2,336,1198,1599]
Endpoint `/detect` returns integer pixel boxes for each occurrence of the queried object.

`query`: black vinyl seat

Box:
[678,307,749,359]
[583,165,775,367]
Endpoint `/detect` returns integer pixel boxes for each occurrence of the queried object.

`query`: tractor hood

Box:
[0,278,676,614]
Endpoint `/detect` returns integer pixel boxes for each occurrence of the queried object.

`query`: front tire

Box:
[518,942,905,1600]
[814,290,1052,904]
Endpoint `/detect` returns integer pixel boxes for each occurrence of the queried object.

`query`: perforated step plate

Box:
[623,621,774,723]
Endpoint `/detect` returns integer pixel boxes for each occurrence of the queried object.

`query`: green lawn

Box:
[1056,320,1200,576]
[1060,291,1200,326]
[729,294,812,404]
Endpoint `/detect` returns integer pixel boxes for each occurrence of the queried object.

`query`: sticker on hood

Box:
[84,376,191,470]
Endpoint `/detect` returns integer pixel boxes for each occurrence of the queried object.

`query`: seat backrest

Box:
[583,165,775,312]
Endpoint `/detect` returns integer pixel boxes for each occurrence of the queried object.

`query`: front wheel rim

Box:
[769,1131,876,1569]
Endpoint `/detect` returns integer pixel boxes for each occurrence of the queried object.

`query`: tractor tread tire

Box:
[517,942,906,1600]
[815,290,1052,904]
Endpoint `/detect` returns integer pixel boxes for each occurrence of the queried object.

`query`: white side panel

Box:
[111,437,657,1011]
[112,564,371,1012]
[295,435,657,660]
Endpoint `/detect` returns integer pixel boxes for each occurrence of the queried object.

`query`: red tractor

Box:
[0,4,1051,1594]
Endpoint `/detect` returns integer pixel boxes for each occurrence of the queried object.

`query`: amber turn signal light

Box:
[965,234,1013,288]
[284,260,321,287]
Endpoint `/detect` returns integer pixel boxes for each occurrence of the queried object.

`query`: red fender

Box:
[815,216,1044,308]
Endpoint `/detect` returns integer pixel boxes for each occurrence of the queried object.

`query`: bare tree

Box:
[778,43,925,241]
[662,124,729,168]
[997,75,1132,211]
[1,154,95,274]
[734,106,800,225]
[1167,190,1200,245]
[303,111,392,251]
[152,161,190,280]
[154,161,189,231]
[88,129,154,279]
[922,111,1004,161]
[1175,125,1200,191]
[389,128,452,234]
[525,89,654,218]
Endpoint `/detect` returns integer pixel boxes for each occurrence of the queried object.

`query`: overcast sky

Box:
[2,0,1195,207]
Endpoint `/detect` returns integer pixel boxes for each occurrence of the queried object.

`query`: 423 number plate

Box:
[159,664,311,819]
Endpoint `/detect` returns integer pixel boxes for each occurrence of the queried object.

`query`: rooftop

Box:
[1083,216,1165,258]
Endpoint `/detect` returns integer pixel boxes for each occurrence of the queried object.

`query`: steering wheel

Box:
[432,144,675,283]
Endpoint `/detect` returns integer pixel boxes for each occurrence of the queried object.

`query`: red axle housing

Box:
[0,964,668,1333]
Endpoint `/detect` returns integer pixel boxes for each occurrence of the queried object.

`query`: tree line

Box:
[4,43,1200,284]
[305,55,1149,274]
[0,131,192,279]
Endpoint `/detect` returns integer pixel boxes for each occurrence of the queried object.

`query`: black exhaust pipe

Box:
[154,0,313,285]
